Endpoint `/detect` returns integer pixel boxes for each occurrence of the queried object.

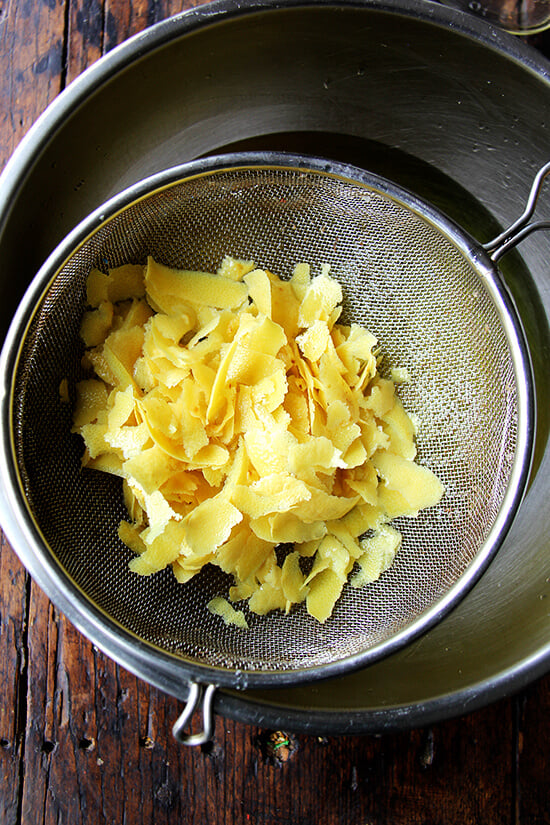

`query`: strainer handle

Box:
[172,681,217,746]
[483,160,550,262]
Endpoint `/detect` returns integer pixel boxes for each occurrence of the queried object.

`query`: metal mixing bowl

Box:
[0,0,549,736]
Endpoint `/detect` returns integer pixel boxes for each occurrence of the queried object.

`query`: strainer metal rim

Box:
[0,151,535,694]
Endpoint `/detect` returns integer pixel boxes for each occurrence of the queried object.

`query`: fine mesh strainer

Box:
[0,153,545,745]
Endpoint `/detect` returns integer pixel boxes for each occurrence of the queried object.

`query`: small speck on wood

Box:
[258,730,297,764]
[419,729,435,768]
[200,738,223,761]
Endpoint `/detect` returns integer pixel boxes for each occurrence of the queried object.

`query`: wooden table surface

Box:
[0,2,549,823]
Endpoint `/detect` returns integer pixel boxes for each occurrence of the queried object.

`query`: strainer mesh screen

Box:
[12,167,518,673]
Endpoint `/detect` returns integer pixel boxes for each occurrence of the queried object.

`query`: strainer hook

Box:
[172,681,217,746]
[483,161,550,261]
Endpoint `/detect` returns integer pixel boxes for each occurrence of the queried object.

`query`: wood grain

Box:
[13,619,535,825]
[0,0,65,170]
[0,535,27,825]
[0,0,549,822]
[516,676,550,824]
